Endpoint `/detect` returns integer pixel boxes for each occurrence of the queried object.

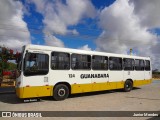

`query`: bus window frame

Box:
[123,58,135,71]
[145,60,151,71]
[23,52,49,76]
[109,57,123,71]
[135,59,145,71]
[71,53,91,70]
[92,55,108,70]
[51,51,70,70]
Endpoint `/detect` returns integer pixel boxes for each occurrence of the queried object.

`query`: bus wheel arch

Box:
[53,82,71,101]
[124,79,133,92]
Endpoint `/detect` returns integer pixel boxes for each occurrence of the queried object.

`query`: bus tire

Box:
[53,84,69,101]
[124,80,133,92]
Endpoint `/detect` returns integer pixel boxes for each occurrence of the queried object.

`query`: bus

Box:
[16,44,152,101]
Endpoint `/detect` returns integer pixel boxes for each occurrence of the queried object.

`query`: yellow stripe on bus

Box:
[16,86,53,98]
[16,79,152,98]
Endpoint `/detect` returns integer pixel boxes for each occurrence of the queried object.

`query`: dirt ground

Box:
[0,80,160,120]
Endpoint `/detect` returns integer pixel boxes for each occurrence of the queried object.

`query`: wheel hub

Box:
[58,88,65,97]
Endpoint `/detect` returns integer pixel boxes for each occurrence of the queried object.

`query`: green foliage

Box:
[7,62,17,70]
[152,71,160,74]
[0,46,18,76]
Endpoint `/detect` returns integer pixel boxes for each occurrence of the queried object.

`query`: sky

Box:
[0,0,160,70]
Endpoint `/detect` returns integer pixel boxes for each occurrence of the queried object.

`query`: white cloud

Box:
[130,0,160,28]
[45,35,64,47]
[96,0,159,69]
[0,0,30,50]
[42,0,96,35]
[130,0,160,70]
[28,0,96,47]
[78,44,92,51]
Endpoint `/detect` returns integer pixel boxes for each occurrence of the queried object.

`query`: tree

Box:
[0,46,21,76]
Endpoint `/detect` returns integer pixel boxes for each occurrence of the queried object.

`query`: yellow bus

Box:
[16,45,152,101]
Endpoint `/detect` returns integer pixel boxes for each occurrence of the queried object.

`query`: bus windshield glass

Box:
[23,53,49,76]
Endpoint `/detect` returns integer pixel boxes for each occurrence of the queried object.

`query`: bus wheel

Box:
[53,84,69,101]
[124,80,133,92]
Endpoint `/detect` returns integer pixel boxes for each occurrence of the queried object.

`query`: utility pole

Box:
[130,48,132,55]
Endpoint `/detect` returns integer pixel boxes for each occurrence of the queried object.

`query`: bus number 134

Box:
[68,74,75,78]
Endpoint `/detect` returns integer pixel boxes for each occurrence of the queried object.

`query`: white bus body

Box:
[16,45,152,100]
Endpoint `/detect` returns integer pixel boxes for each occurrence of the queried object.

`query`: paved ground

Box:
[0,87,15,94]
[0,80,160,120]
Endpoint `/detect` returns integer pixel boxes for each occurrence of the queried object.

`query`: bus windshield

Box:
[23,53,49,76]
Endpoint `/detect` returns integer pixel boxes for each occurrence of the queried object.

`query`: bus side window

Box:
[123,58,134,70]
[24,53,49,76]
[71,54,91,70]
[51,52,70,70]
[140,60,145,70]
[145,60,150,71]
[135,59,144,71]
[92,55,108,70]
[109,57,122,70]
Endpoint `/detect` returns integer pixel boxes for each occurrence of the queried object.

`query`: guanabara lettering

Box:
[80,74,109,79]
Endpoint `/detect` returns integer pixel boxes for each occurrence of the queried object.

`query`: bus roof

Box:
[25,44,150,60]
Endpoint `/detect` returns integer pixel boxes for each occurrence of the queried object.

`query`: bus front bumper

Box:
[16,86,53,99]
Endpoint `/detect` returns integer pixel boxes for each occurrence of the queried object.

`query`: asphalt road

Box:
[0,80,160,120]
